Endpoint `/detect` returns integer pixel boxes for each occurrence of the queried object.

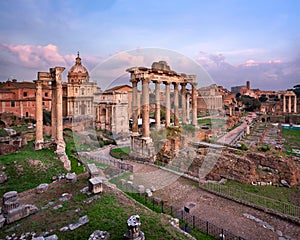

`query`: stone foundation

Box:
[130,136,155,162]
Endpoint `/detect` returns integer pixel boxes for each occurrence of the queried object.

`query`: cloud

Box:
[196,50,299,90]
[1,43,66,69]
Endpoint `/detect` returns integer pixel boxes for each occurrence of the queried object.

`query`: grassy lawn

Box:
[223,180,300,205]
[0,176,191,240]
[197,118,227,128]
[0,141,68,196]
[282,128,300,155]
[110,147,130,160]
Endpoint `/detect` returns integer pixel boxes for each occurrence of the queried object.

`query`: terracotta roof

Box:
[105,84,132,92]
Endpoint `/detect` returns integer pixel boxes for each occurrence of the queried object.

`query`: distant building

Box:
[63,53,97,118]
[197,84,223,114]
[0,79,52,119]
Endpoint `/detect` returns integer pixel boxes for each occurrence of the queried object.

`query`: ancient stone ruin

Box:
[88,230,110,240]
[0,191,38,227]
[124,215,145,240]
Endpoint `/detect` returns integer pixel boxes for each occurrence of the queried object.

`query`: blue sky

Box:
[0,0,299,90]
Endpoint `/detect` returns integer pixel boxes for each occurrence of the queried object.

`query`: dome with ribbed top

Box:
[68,52,89,83]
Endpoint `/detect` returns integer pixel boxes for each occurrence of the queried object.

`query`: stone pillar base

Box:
[124,231,145,240]
[34,140,44,150]
[130,136,155,162]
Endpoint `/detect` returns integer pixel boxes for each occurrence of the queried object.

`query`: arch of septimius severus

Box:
[127,61,197,161]
[34,66,71,170]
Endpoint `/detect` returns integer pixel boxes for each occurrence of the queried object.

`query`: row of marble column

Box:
[131,79,197,139]
[283,95,297,113]
[35,67,65,151]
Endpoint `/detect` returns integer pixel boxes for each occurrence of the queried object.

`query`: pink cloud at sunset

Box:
[1,43,67,68]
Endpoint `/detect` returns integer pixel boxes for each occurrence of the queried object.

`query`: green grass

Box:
[197,118,227,128]
[110,147,130,160]
[0,141,67,196]
[206,180,300,215]
[0,176,191,240]
[282,128,300,155]
[0,127,9,137]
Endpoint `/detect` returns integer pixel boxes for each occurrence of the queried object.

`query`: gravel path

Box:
[127,161,300,240]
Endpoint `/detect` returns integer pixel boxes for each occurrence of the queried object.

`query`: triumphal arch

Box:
[127,61,197,161]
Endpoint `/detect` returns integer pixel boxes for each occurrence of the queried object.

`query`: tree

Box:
[240,95,261,112]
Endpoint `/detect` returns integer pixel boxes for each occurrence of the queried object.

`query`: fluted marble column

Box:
[155,81,161,129]
[181,83,187,124]
[192,83,197,126]
[141,78,150,138]
[165,82,171,127]
[173,83,179,126]
[283,95,286,113]
[35,80,44,150]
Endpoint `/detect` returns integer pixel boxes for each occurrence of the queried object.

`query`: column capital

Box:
[163,81,171,86]
[130,78,140,84]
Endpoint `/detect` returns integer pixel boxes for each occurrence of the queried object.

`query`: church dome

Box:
[68,52,89,83]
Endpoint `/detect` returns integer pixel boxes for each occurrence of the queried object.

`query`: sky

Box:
[0,0,300,91]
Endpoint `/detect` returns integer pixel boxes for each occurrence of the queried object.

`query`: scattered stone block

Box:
[276,230,283,237]
[84,195,101,204]
[129,175,134,181]
[59,226,68,232]
[138,185,145,194]
[6,204,38,224]
[120,179,126,186]
[80,186,89,194]
[45,234,58,240]
[88,230,110,240]
[36,183,49,194]
[87,164,100,178]
[0,214,5,228]
[150,186,156,192]
[280,180,290,188]
[66,172,77,183]
[145,189,152,197]
[53,204,63,210]
[0,172,7,183]
[59,193,72,202]
[69,215,89,230]
[89,177,103,194]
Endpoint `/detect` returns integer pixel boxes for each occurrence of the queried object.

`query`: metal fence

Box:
[204,183,300,219]
[121,182,246,240]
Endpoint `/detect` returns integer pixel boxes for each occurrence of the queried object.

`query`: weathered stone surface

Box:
[0,214,5,228]
[69,215,89,230]
[88,230,110,240]
[36,183,49,194]
[88,177,103,194]
[0,172,7,183]
[45,234,58,240]
[191,148,300,186]
[87,163,100,178]
[124,215,145,240]
[65,172,77,183]
[138,185,145,194]
[59,193,72,202]
[6,204,38,224]
[145,189,152,197]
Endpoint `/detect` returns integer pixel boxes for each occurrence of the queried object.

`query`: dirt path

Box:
[127,161,300,240]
